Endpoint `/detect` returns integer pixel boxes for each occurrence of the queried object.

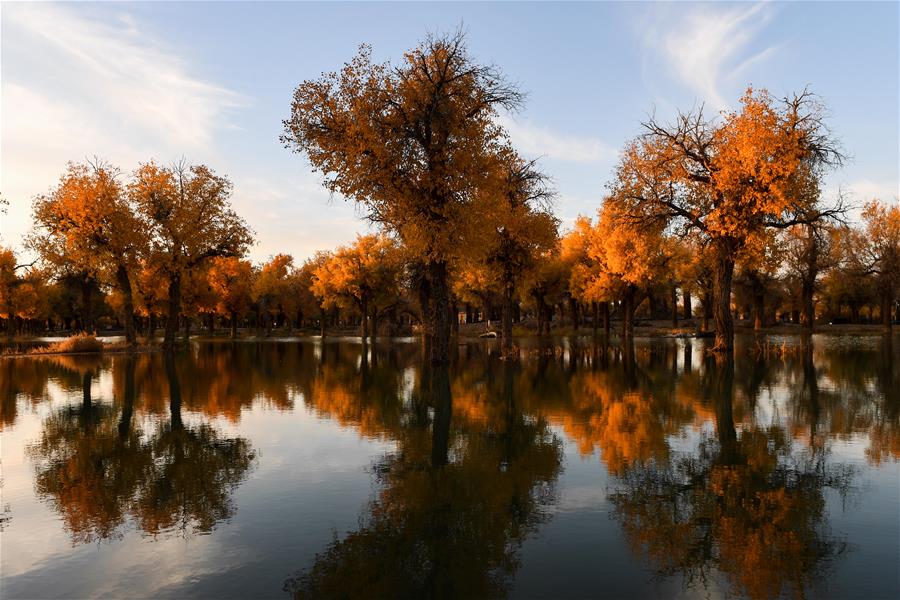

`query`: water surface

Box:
[1,335,898,599]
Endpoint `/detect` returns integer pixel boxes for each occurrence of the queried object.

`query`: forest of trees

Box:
[2,33,899,359]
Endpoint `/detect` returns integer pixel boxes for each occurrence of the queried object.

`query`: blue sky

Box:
[2,1,898,263]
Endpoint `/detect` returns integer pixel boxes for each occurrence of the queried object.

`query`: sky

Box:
[2,1,898,264]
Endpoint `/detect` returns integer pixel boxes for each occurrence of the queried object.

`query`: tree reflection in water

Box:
[609,355,854,600]
[285,356,563,599]
[27,352,256,543]
[12,336,896,598]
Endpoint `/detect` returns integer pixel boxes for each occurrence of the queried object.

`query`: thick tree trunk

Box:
[163,272,182,351]
[591,301,599,335]
[427,260,451,366]
[371,305,379,345]
[81,277,95,334]
[683,290,692,320]
[712,243,736,353]
[115,265,136,345]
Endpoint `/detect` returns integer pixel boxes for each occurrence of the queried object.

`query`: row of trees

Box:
[3,32,898,356]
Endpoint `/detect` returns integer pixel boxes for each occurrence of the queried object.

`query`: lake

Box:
[1,335,898,599]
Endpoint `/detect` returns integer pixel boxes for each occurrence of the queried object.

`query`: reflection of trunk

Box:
[360,297,369,342]
[430,367,452,467]
[163,272,182,351]
[427,261,451,366]
[230,310,238,339]
[82,371,92,410]
[115,264,136,345]
[165,353,183,430]
[683,341,693,373]
[712,357,737,464]
[683,289,692,320]
[712,240,736,353]
[622,338,636,388]
[118,357,136,439]
[802,340,819,439]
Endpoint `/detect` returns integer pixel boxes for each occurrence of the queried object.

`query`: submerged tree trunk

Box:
[163,272,182,351]
[115,264,136,345]
[712,241,736,353]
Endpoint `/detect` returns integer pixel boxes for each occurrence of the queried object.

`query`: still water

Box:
[1,335,898,599]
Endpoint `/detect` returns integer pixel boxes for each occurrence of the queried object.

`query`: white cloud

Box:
[843,179,900,204]
[641,2,778,110]
[0,3,247,254]
[497,113,617,164]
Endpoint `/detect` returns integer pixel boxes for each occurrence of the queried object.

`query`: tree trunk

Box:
[712,244,736,353]
[81,276,95,334]
[882,290,893,331]
[683,289,692,320]
[320,307,327,338]
[183,314,191,342]
[602,301,610,337]
[502,278,514,351]
[671,283,679,328]
[360,297,369,342]
[371,305,379,345]
[427,260,451,366]
[230,310,238,339]
[163,272,182,351]
[753,292,765,331]
[622,288,636,340]
[702,286,712,332]
[569,297,579,331]
[591,302,599,335]
[115,265,136,345]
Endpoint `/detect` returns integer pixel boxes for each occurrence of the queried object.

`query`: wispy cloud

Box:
[3,3,245,149]
[641,2,778,110]
[497,113,617,164]
[1,3,246,252]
